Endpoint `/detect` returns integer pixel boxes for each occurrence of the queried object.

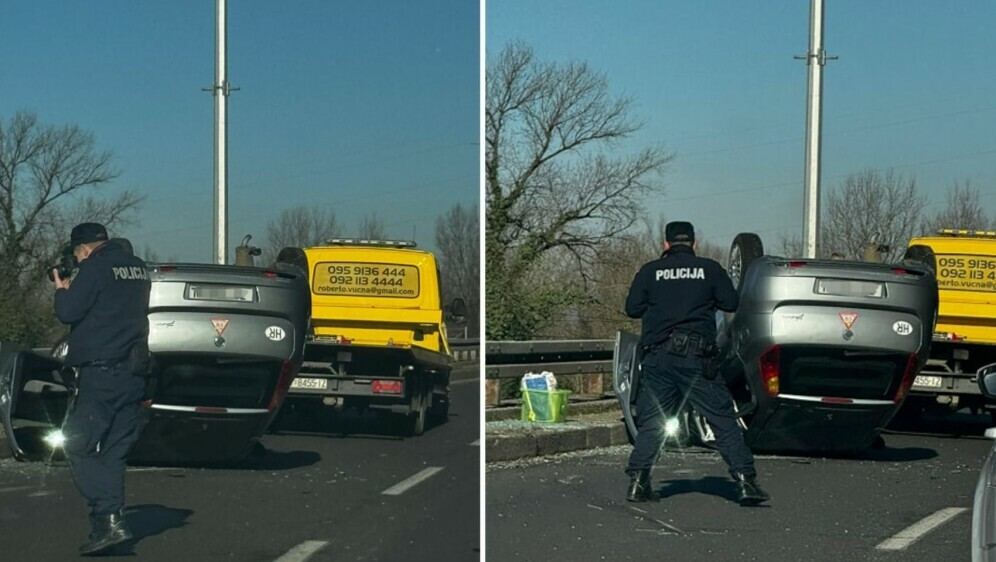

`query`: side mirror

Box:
[448,298,468,320]
[978,363,996,399]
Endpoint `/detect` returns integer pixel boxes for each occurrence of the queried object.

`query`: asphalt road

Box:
[485,412,993,562]
[0,365,481,562]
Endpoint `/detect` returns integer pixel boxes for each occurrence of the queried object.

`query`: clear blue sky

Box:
[487,1,996,248]
[1,1,479,262]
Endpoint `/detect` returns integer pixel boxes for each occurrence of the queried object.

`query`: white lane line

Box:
[451,378,479,385]
[273,540,328,562]
[381,466,444,496]
[0,486,37,494]
[875,507,969,550]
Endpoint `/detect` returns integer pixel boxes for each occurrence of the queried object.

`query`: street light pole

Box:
[206,0,238,264]
[796,0,836,259]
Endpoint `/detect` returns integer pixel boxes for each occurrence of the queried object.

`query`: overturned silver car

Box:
[0,260,310,465]
[616,233,939,455]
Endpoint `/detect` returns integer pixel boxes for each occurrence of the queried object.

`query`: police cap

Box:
[70,222,108,247]
[665,221,695,243]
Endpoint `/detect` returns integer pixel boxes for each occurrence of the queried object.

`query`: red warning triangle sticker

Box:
[211,318,230,336]
[839,312,858,330]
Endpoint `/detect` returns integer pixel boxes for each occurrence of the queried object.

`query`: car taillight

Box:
[759,345,780,396]
[372,380,403,394]
[267,360,296,412]
[894,352,920,404]
[788,261,806,268]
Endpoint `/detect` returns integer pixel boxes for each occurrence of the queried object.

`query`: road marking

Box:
[274,540,328,562]
[470,439,479,446]
[0,486,37,494]
[382,466,444,496]
[451,378,479,386]
[875,507,969,550]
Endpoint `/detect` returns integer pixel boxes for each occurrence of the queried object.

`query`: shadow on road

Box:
[269,404,453,440]
[240,446,322,470]
[104,504,193,556]
[655,475,771,507]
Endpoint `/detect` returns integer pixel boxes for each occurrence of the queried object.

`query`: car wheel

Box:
[903,244,936,276]
[729,233,764,292]
[274,246,309,274]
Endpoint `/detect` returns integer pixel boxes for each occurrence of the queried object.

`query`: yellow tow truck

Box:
[279,239,466,435]
[905,229,996,417]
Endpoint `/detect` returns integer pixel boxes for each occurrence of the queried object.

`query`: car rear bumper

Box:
[746,395,898,452]
[128,404,272,465]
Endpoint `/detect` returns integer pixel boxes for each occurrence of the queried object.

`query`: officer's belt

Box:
[78,357,126,368]
[643,330,715,358]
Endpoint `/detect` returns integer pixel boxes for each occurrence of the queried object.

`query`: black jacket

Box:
[54,243,151,366]
[625,245,738,347]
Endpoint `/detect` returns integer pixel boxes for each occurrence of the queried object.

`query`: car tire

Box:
[903,244,936,275]
[729,233,764,292]
[274,246,309,275]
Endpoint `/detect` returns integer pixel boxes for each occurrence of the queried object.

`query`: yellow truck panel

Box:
[906,230,996,412]
[279,239,462,436]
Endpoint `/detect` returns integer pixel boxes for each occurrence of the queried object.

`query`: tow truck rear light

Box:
[759,345,780,396]
[894,352,920,404]
[372,380,403,394]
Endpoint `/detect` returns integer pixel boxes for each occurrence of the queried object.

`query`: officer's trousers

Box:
[626,349,756,479]
[64,363,145,515]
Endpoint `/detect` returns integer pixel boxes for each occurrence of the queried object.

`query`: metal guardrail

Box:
[484,339,615,406]
[450,338,480,362]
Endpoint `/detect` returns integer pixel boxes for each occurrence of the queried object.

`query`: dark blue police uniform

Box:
[54,224,150,552]
[623,221,768,505]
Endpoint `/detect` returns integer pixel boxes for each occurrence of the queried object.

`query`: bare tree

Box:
[262,205,341,261]
[823,168,926,262]
[485,42,673,339]
[358,213,387,240]
[0,111,141,344]
[922,180,994,234]
[434,202,479,337]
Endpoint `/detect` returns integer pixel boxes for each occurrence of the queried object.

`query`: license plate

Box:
[290,377,328,390]
[913,375,943,388]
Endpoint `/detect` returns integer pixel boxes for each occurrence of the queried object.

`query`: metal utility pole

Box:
[205,0,237,264]
[795,0,836,259]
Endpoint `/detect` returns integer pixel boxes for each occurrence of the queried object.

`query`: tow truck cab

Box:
[284,239,463,436]
[905,229,996,414]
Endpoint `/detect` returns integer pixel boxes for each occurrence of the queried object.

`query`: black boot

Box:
[626,470,655,502]
[734,473,770,506]
[80,510,133,556]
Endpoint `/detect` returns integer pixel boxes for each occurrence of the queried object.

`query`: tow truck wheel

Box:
[405,382,428,437]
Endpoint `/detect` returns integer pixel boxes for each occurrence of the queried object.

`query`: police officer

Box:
[52,223,151,555]
[623,221,769,506]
